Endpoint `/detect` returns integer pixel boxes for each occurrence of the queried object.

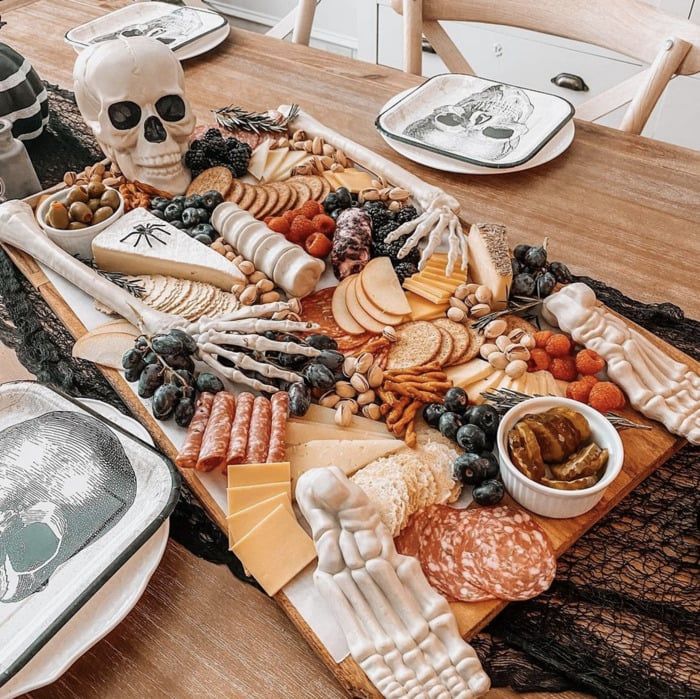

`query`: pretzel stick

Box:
[393,400,422,433]
[386,397,411,425]
[404,419,417,448]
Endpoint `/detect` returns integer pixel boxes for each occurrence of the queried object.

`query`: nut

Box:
[388,201,401,212]
[475,286,492,304]
[505,359,528,378]
[360,188,380,202]
[338,398,359,415]
[479,343,499,360]
[63,171,77,186]
[260,291,280,304]
[449,297,469,314]
[453,284,470,301]
[249,270,267,284]
[470,303,491,318]
[357,389,376,406]
[389,187,410,201]
[496,335,511,352]
[239,285,258,305]
[330,163,344,173]
[335,149,348,167]
[312,137,324,155]
[487,351,509,369]
[256,278,275,293]
[355,352,374,374]
[382,327,398,342]
[239,260,255,276]
[520,333,536,349]
[322,143,335,156]
[465,283,480,295]
[335,380,357,399]
[465,294,478,308]
[506,345,531,362]
[362,403,381,420]
[335,402,352,427]
[225,251,236,261]
[292,129,306,142]
[343,356,357,377]
[350,373,370,393]
[367,364,384,388]
[319,391,340,408]
[447,307,466,323]
[484,318,508,338]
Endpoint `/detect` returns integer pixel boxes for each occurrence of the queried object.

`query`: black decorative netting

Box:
[1,84,698,698]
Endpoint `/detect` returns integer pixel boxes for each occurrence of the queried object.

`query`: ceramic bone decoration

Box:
[285,107,469,276]
[0,201,321,393]
[73,36,195,196]
[543,283,700,444]
[296,467,491,699]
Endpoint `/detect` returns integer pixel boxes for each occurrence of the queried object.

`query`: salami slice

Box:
[196,392,235,472]
[244,395,272,464]
[266,391,289,463]
[395,508,431,558]
[458,505,556,601]
[227,392,255,466]
[175,393,214,469]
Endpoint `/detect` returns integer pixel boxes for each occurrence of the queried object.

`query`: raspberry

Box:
[300,200,322,219]
[545,333,572,358]
[575,348,606,376]
[263,216,273,225]
[588,381,626,412]
[580,375,599,387]
[267,216,289,235]
[287,216,315,244]
[282,209,301,225]
[528,348,551,372]
[304,231,333,258]
[534,330,553,349]
[566,379,595,403]
[311,213,336,236]
[550,356,578,382]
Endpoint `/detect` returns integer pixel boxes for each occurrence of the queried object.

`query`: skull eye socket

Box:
[156,95,186,122]
[108,101,142,131]
[6,521,60,573]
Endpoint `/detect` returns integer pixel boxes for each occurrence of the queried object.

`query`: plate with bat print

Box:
[0,382,179,693]
[376,74,575,171]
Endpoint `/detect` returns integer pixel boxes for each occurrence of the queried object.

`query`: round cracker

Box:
[386,321,442,370]
[434,327,454,367]
[186,166,233,197]
[504,314,539,336]
[288,180,312,206]
[257,185,279,219]
[461,323,485,362]
[316,176,331,203]
[269,182,292,215]
[248,186,269,218]
[226,178,245,204]
[238,183,257,211]
[433,318,469,365]
[289,175,323,200]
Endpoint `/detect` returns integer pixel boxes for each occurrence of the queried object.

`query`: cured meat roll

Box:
[266,391,289,463]
[175,392,215,469]
[244,396,272,464]
[196,392,236,472]
[331,208,372,280]
[227,392,255,466]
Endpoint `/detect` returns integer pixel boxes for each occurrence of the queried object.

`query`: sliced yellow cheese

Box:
[261,147,288,182]
[333,167,376,193]
[322,171,342,191]
[510,373,530,394]
[227,461,291,488]
[445,359,493,388]
[286,420,386,445]
[227,492,294,548]
[247,140,271,180]
[409,273,463,293]
[497,375,516,392]
[417,264,466,281]
[232,505,316,596]
[288,439,403,487]
[468,223,512,310]
[292,404,391,435]
[466,370,505,404]
[360,257,411,316]
[402,280,451,305]
[271,150,312,181]
[227,481,291,515]
[405,291,448,321]
[416,268,466,285]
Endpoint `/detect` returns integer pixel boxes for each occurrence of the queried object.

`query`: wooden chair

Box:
[392,0,700,133]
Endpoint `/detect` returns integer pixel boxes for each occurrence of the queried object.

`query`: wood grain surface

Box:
[3,1,697,696]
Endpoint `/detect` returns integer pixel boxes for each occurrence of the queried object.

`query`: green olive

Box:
[65,186,89,205]
[69,201,93,224]
[46,201,69,229]
[92,206,115,224]
[87,180,105,198]
[100,189,120,209]
[87,198,102,212]
[68,221,88,230]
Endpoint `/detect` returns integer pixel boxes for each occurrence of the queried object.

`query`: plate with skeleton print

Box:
[376,74,574,169]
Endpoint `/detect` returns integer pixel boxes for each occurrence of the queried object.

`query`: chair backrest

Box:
[391,0,700,134]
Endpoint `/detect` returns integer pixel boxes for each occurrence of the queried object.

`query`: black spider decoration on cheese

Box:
[120,222,171,248]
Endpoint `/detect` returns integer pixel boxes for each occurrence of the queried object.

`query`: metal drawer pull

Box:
[551,73,589,91]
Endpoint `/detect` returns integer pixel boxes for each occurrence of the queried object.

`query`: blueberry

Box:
[202,190,224,210]
[191,223,216,239]
[467,405,500,439]
[478,452,500,480]
[150,209,165,220]
[184,194,204,209]
[163,202,184,221]
[423,402,447,428]
[452,452,482,483]
[444,387,469,414]
[335,187,353,209]
[472,479,505,506]
[194,233,213,245]
[438,411,463,441]
[181,207,200,227]
[454,455,492,486]
[195,207,210,223]
[456,423,486,452]
[170,220,187,230]
[150,196,170,211]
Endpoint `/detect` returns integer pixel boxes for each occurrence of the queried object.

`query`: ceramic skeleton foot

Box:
[0,201,318,392]
[296,467,490,699]
[543,283,700,444]
[285,108,469,276]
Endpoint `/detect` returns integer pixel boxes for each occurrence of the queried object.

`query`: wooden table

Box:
[3,1,697,696]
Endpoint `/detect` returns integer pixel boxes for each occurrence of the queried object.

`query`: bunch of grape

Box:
[121,329,224,427]
[510,240,573,299]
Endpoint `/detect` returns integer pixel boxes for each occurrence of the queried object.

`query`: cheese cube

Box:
[232,505,316,596]
[227,492,293,548]
[227,481,291,514]
[227,462,291,488]
[445,359,492,388]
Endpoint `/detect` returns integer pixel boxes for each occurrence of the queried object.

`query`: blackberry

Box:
[395,205,418,224]
[374,221,400,243]
[203,128,224,143]
[394,262,418,283]
[382,235,420,265]
[203,139,228,163]
[184,148,209,175]
[227,149,252,177]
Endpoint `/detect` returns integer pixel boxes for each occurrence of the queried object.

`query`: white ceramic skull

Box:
[73,36,196,195]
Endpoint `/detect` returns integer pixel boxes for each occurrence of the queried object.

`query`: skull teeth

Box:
[134,153,182,167]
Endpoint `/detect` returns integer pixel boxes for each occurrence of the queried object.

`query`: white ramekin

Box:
[496,396,624,519]
[36,187,124,258]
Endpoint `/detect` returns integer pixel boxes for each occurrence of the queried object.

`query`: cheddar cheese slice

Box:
[227,492,293,548]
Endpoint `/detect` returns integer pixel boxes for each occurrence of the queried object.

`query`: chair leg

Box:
[292,0,319,46]
[403,0,423,75]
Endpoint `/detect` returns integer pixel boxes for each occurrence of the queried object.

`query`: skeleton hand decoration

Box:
[544,283,700,444]
[296,467,491,699]
[285,108,469,276]
[0,201,318,392]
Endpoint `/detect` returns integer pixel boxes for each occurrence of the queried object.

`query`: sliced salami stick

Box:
[196,392,236,472]
[227,392,255,466]
[175,393,215,469]
[266,391,289,463]
[244,395,272,464]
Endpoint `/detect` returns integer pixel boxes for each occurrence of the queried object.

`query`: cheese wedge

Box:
[322,171,343,191]
[247,140,271,180]
[294,404,392,435]
[232,505,316,596]
[288,439,403,486]
[227,481,291,514]
[405,291,448,321]
[466,370,505,404]
[360,257,411,316]
[92,209,244,291]
[271,150,312,182]
[261,147,288,182]
[227,462,291,488]
[467,223,512,310]
[552,378,570,397]
[286,420,389,445]
[510,373,530,394]
[445,359,493,388]
[227,492,293,548]
[498,375,516,392]
[333,168,376,193]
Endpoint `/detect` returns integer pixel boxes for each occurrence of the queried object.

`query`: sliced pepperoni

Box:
[244,395,272,464]
[196,392,235,472]
[227,392,255,466]
[266,391,289,463]
[175,393,214,469]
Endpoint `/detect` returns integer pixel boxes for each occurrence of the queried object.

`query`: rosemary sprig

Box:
[213,104,300,135]
[482,388,651,431]
[471,296,541,332]
[75,255,145,297]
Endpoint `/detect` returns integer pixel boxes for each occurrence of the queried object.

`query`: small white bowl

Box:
[496,396,624,519]
[36,187,124,258]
